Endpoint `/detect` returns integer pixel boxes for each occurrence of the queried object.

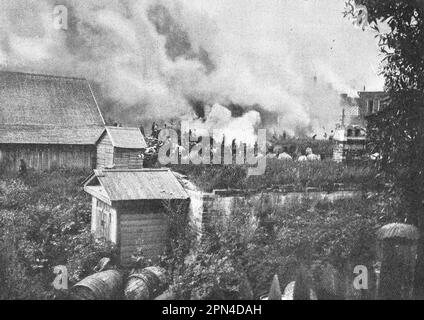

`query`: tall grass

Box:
[0,168,116,299]
[170,160,379,192]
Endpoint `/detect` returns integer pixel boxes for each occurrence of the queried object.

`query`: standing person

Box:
[151,122,159,139]
[18,159,27,176]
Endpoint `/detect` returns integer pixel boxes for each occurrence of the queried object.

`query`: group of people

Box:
[267,146,321,162]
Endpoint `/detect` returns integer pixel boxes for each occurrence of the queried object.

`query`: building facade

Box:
[357,91,389,119]
[0,71,105,172]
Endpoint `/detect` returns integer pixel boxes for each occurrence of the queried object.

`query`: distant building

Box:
[84,168,189,266]
[339,93,362,126]
[339,91,389,128]
[0,71,105,172]
[334,91,385,163]
[357,91,389,119]
[96,126,147,169]
[333,124,367,163]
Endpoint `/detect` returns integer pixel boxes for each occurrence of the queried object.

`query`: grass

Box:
[0,168,115,299]
[169,159,380,192]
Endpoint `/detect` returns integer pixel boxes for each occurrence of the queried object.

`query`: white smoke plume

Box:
[0,0,383,139]
[183,103,261,146]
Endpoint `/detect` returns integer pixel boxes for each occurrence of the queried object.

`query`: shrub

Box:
[0,169,116,299]
[170,160,380,192]
[165,196,392,299]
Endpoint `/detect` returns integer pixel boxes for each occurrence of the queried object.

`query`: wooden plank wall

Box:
[0,144,96,172]
[118,201,169,266]
[96,133,114,168]
[114,148,144,169]
[92,198,118,244]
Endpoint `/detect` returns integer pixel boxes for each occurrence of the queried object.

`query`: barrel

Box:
[71,270,124,300]
[124,267,167,300]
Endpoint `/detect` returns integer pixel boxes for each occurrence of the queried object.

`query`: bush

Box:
[0,169,116,299]
[170,160,380,192]
[165,196,393,299]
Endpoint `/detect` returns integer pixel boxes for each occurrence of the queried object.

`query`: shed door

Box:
[97,200,111,241]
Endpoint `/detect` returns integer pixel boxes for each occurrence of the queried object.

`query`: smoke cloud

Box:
[0,0,384,138]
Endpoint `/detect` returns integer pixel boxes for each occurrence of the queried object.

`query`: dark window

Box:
[355,129,361,137]
[368,100,374,114]
[347,129,353,137]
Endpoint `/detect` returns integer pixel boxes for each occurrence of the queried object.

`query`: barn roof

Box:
[84,168,189,201]
[0,71,105,145]
[104,126,147,149]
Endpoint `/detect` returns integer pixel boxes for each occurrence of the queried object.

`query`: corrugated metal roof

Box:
[89,168,189,201]
[0,71,104,145]
[105,126,147,149]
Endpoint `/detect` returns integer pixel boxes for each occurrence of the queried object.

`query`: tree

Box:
[346,0,424,298]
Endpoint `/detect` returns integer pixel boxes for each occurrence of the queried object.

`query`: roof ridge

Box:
[0,70,87,81]
[97,168,171,173]
[106,126,140,130]
[2,124,104,127]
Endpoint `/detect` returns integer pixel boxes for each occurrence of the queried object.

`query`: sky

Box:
[0,0,385,137]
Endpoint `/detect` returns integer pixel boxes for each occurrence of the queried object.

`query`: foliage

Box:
[347,0,424,221]
[164,195,393,299]
[346,0,424,297]
[0,169,116,299]
[170,160,380,192]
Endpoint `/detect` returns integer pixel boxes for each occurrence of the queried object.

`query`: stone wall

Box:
[187,188,363,235]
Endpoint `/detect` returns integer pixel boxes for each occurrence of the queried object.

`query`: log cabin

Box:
[96,126,147,169]
[0,71,105,172]
[83,168,189,266]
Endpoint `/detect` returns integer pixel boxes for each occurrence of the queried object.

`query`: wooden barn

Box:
[83,168,189,266]
[96,126,147,169]
[0,71,105,172]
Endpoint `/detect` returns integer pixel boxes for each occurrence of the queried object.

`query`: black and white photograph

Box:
[0,0,424,306]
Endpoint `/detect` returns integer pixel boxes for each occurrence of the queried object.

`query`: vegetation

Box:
[0,162,386,299]
[163,195,394,300]
[170,159,380,192]
[0,169,116,300]
[347,0,424,298]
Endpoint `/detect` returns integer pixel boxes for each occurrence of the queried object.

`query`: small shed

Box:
[83,168,189,266]
[96,126,147,169]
